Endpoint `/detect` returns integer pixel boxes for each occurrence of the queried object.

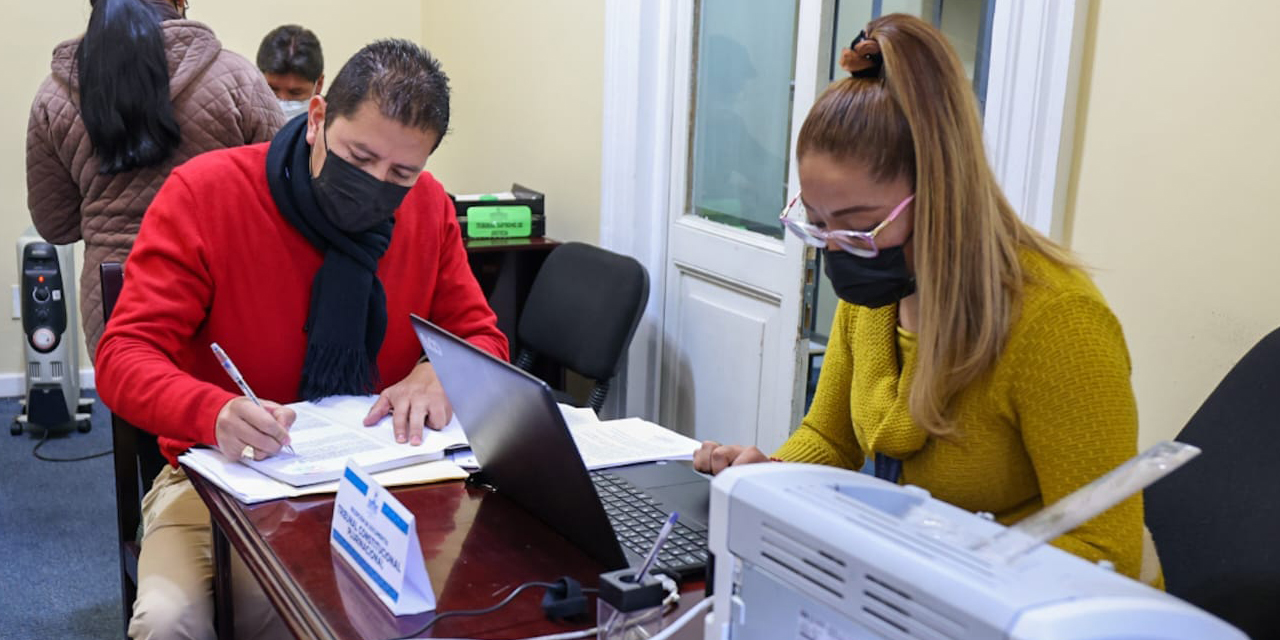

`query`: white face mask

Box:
[278,99,309,119]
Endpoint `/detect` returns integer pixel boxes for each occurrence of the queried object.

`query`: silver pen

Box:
[210,342,294,456]
[635,511,679,580]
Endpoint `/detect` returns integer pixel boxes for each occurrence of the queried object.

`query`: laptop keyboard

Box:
[591,471,709,574]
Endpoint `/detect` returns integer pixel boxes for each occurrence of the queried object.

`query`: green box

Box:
[451,184,546,239]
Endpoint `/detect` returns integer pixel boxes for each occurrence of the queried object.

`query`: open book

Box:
[240,395,468,486]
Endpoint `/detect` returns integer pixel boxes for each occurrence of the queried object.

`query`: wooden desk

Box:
[464,237,559,355]
[186,467,705,640]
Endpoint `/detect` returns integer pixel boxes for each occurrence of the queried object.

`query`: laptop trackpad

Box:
[609,461,710,529]
[644,484,710,530]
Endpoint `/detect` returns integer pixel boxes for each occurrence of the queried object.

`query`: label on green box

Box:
[466,205,533,238]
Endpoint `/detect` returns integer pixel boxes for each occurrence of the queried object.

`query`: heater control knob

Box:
[31,327,56,352]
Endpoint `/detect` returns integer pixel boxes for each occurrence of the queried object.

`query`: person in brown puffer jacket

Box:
[26,0,284,360]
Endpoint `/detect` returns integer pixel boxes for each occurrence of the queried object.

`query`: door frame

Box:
[599,0,1088,420]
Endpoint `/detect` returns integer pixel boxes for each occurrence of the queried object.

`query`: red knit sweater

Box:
[96,144,508,465]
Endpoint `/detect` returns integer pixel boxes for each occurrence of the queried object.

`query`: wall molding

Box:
[982,0,1089,240]
[599,0,681,421]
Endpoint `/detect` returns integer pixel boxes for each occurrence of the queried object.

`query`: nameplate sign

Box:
[330,460,435,615]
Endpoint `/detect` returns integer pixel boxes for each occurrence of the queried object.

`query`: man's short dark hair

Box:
[256,25,324,82]
[324,39,450,147]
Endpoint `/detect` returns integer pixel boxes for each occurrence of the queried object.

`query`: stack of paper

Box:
[181,449,468,504]
[568,417,701,470]
[448,404,600,471]
[448,406,699,472]
[180,395,469,504]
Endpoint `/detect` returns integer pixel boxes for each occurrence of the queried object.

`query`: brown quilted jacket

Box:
[26,20,284,359]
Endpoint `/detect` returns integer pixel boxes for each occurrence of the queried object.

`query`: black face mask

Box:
[824,247,916,308]
[312,133,411,233]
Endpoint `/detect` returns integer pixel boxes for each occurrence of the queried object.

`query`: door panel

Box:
[663,268,772,446]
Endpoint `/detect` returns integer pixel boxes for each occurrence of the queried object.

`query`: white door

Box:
[657,0,829,450]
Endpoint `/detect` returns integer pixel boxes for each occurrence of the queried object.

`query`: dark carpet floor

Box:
[0,391,122,640]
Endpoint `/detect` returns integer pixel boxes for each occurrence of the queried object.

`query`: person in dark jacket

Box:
[26,0,285,358]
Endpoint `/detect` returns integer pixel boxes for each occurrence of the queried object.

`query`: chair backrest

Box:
[515,242,649,411]
[100,262,166,548]
[1145,327,1280,637]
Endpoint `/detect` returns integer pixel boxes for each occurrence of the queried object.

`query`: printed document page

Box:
[568,418,701,470]
[242,395,468,486]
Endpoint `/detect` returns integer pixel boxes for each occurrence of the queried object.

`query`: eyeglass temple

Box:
[780,193,802,220]
[871,194,915,233]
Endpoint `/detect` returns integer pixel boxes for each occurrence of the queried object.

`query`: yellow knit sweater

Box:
[775,249,1158,583]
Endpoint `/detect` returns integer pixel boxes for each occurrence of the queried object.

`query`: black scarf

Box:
[265,116,393,400]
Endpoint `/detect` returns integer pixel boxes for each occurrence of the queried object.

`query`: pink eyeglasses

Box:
[779,193,914,258]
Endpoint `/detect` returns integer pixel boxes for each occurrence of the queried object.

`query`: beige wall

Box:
[22,0,1267,453]
[194,0,422,94]
[1,0,603,383]
[420,0,604,245]
[1067,0,1280,448]
[0,0,421,379]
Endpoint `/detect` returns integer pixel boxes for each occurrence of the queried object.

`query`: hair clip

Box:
[839,30,884,78]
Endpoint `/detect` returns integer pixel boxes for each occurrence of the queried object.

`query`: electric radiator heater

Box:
[11,230,91,435]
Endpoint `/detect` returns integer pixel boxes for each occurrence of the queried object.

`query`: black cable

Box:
[31,429,112,462]
[393,580,599,640]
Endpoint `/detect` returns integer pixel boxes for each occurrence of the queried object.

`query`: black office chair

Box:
[1145,327,1280,638]
[101,263,231,640]
[101,262,164,637]
[513,242,649,412]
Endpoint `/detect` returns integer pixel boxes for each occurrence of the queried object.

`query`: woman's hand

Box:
[693,441,769,474]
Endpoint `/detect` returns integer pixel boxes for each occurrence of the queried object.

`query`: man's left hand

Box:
[363,361,452,445]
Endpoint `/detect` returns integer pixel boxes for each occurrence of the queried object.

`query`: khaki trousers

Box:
[128,466,289,640]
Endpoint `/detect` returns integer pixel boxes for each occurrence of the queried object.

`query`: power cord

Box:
[424,593,705,640]
[393,577,599,640]
[635,596,712,640]
[31,429,112,462]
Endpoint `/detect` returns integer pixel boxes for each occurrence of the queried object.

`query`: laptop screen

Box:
[411,314,628,570]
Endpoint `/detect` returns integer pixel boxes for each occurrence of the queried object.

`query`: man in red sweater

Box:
[96,40,507,640]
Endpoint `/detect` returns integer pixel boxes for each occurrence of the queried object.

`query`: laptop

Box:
[411,315,711,579]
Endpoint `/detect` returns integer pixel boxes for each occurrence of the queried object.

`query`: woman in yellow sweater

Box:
[693,13,1160,585]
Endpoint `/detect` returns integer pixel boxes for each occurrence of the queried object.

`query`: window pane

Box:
[687,0,799,238]
[829,0,994,108]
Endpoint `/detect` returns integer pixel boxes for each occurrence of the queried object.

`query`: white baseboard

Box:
[0,368,95,398]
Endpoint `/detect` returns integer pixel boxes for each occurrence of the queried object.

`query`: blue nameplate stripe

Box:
[343,468,369,495]
[381,503,410,534]
[332,530,399,601]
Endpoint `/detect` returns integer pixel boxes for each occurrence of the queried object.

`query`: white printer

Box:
[705,463,1245,640]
